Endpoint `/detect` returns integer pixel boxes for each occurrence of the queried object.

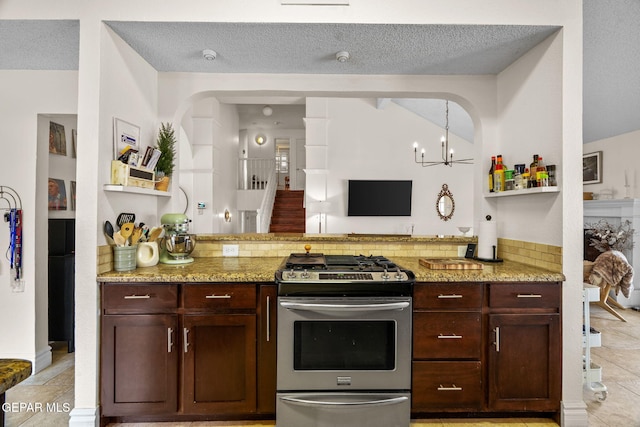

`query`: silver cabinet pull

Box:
[438,294,463,299]
[183,328,190,353]
[280,395,408,408]
[124,294,150,299]
[438,334,462,339]
[493,326,500,352]
[281,301,409,312]
[167,328,174,353]
[517,294,542,298]
[266,295,271,342]
[437,384,463,391]
[205,294,231,299]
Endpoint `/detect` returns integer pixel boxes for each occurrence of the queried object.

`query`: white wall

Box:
[583,129,640,199]
[318,98,475,235]
[494,32,564,246]
[44,115,78,219]
[0,71,78,371]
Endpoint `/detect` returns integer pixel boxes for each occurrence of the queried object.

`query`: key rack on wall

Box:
[1,186,23,286]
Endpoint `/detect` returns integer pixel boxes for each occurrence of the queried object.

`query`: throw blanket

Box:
[589,250,634,298]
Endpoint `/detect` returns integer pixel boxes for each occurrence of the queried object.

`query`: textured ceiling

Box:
[1,1,639,143]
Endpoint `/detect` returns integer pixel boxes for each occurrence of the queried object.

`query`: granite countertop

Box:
[393,257,565,282]
[196,233,475,243]
[0,359,32,394]
[98,256,564,283]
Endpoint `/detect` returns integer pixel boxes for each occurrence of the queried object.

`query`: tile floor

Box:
[4,304,640,426]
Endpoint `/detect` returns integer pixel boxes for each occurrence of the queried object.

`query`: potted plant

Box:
[154,122,176,191]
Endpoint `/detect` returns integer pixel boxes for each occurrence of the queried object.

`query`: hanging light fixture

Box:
[412,100,473,167]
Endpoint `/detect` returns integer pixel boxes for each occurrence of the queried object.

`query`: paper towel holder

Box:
[473,215,504,263]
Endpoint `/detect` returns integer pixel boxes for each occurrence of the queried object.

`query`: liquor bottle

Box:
[494,155,505,192]
[488,156,496,192]
[529,154,539,188]
[536,156,547,186]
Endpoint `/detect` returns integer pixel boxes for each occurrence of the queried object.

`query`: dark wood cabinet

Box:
[101,284,179,416]
[412,281,562,417]
[487,283,562,412]
[101,282,269,421]
[182,314,256,414]
[257,284,277,414]
[412,283,483,412]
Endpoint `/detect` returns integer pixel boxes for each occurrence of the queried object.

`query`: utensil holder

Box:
[113,245,138,271]
[137,241,159,267]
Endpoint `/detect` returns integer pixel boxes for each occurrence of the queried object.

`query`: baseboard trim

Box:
[69,407,99,427]
[561,399,589,426]
[33,345,52,374]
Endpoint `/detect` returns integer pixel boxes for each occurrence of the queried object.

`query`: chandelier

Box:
[412,100,473,167]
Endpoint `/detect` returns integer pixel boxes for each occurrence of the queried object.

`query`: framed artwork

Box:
[49,121,67,155]
[72,129,77,158]
[70,181,76,211]
[113,118,140,160]
[48,178,67,211]
[583,151,602,185]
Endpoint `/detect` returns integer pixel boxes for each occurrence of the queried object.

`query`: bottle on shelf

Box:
[536,156,547,186]
[489,156,496,192]
[494,154,505,192]
[529,154,539,188]
[523,168,531,188]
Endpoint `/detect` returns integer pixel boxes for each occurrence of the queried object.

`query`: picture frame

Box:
[113,118,140,160]
[583,151,602,185]
[71,129,77,158]
[48,178,67,211]
[70,181,76,211]
[49,121,67,156]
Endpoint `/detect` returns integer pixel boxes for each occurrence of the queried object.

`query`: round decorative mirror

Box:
[436,184,455,221]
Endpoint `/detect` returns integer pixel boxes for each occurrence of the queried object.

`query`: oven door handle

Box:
[280,301,410,312]
[279,395,408,407]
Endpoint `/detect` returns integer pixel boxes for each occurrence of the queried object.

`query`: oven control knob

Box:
[287,269,297,279]
[382,268,390,280]
[394,268,404,280]
[301,269,310,279]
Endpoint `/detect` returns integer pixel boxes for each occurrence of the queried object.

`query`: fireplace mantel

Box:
[584,198,640,307]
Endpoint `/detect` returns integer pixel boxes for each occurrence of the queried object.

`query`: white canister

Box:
[136,241,159,267]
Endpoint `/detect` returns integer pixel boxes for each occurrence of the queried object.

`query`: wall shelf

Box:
[484,186,560,198]
[103,184,171,197]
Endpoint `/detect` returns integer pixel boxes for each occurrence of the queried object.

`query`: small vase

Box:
[156,176,170,191]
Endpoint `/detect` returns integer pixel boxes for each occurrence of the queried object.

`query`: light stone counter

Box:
[97,256,564,283]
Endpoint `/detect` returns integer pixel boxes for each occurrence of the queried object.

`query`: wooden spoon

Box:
[148,227,163,242]
[120,222,135,241]
[130,227,143,245]
[113,231,126,247]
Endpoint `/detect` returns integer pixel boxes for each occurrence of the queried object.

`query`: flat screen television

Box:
[347,180,412,216]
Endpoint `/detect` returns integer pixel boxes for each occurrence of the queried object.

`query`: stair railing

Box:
[256,167,277,233]
[238,158,275,190]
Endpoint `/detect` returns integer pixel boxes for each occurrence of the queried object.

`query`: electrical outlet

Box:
[222,244,239,257]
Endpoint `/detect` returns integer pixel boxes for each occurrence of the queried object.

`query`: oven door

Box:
[277,297,412,391]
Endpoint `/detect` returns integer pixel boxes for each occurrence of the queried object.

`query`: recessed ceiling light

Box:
[262,105,273,116]
[336,51,350,63]
[202,49,217,61]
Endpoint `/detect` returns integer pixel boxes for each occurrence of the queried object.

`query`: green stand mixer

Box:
[159,213,196,264]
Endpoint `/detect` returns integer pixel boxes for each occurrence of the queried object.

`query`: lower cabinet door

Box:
[412,361,482,411]
[182,314,257,414]
[101,314,179,416]
[488,313,561,411]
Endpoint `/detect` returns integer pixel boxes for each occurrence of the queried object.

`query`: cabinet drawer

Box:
[184,284,256,310]
[489,283,560,309]
[102,284,178,313]
[414,283,482,309]
[412,361,482,411]
[413,312,481,359]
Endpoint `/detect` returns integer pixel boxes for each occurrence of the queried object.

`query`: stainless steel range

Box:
[275,253,415,427]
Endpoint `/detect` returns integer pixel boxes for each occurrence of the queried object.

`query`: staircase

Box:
[269,190,305,233]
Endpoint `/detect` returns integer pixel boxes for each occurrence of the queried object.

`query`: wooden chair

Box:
[591,281,627,322]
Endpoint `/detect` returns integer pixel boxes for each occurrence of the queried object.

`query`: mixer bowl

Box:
[164,234,196,259]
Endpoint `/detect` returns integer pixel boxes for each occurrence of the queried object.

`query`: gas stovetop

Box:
[276,254,414,296]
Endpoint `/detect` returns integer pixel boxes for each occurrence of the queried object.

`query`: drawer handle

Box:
[183,328,190,353]
[123,294,151,299]
[438,384,463,391]
[205,294,231,299]
[438,334,462,339]
[438,294,463,299]
[167,328,174,353]
[493,326,500,352]
[266,295,271,343]
[517,294,542,298]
